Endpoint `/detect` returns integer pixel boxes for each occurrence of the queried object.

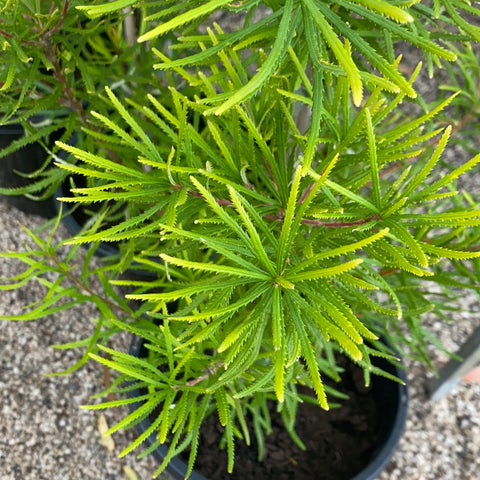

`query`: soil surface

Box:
[185,361,380,480]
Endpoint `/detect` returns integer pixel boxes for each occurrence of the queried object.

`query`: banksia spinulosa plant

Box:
[1,1,480,478]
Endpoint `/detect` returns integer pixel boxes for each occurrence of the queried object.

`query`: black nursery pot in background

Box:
[128,335,408,480]
[54,178,120,259]
[0,124,57,218]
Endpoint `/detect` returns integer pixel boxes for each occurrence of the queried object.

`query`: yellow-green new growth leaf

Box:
[278,166,302,272]
[287,259,364,282]
[303,0,363,106]
[295,229,390,274]
[210,0,298,115]
[294,291,364,360]
[272,286,284,353]
[350,0,414,23]
[338,273,379,290]
[227,185,276,276]
[165,283,269,322]
[217,315,256,353]
[214,388,229,427]
[0,55,15,91]
[138,0,234,42]
[206,120,237,172]
[77,0,137,18]
[376,240,433,277]
[274,342,286,403]
[159,254,269,281]
[421,243,480,260]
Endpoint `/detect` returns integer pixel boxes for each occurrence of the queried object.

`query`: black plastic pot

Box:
[0,123,57,217]
[127,335,408,480]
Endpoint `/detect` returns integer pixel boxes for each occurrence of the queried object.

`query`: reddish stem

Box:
[46,0,69,38]
[174,362,223,390]
[189,190,232,206]
[302,215,379,227]
[298,182,315,204]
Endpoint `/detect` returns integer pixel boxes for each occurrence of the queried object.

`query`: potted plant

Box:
[1,1,480,479]
[0,1,171,223]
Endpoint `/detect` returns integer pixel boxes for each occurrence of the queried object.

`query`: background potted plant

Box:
[1,1,480,479]
[0,1,172,225]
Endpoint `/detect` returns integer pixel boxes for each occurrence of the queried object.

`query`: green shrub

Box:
[1,1,480,478]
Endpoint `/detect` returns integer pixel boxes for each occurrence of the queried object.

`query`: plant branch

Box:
[173,361,223,390]
[42,41,88,125]
[46,0,69,38]
[302,215,380,227]
[46,251,132,317]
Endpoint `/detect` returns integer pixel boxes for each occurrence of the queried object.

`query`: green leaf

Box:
[324,179,380,213]
[104,393,163,437]
[415,152,480,201]
[403,126,452,199]
[189,175,253,246]
[302,69,324,172]
[336,0,457,60]
[88,353,164,388]
[312,2,416,97]
[365,109,381,208]
[104,87,162,162]
[158,224,267,276]
[277,166,302,272]
[56,142,146,180]
[82,393,152,410]
[127,277,251,303]
[287,294,329,409]
[228,186,276,276]
[225,407,235,473]
[384,221,429,268]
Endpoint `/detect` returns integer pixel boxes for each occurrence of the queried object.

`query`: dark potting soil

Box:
[181,360,379,480]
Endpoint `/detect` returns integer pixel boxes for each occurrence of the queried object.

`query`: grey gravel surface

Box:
[1,194,479,480]
[0,201,161,480]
